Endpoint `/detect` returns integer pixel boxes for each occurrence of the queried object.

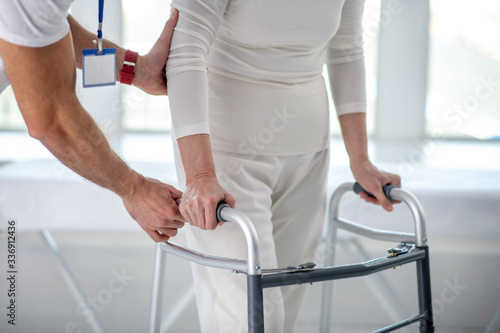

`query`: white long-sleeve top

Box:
[167,0,366,156]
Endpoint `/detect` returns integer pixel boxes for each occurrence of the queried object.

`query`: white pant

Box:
[174,147,329,333]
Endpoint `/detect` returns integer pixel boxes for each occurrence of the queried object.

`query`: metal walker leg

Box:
[149,242,167,333]
[416,246,434,332]
[148,204,263,333]
[319,219,337,332]
[484,307,500,333]
[319,182,435,332]
[41,230,106,333]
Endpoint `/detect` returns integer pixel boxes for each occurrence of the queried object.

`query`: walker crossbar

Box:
[148,182,434,333]
[260,248,426,288]
[333,217,416,244]
[372,313,427,333]
[158,241,248,273]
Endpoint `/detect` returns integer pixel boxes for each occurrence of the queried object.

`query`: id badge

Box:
[82,48,116,88]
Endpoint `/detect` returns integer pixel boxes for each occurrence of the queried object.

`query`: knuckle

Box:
[179,205,190,217]
[187,197,202,209]
[157,220,168,228]
[204,196,216,206]
[165,205,178,218]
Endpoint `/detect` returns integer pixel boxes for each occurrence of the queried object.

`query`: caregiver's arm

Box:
[328,0,400,211]
[166,0,234,229]
[0,33,185,242]
[68,10,178,95]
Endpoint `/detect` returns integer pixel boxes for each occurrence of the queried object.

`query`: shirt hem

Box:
[210,139,330,157]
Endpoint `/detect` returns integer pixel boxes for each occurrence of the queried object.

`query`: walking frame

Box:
[148,181,435,332]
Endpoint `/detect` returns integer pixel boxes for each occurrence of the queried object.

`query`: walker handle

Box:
[216,202,231,222]
[353,182,397,202]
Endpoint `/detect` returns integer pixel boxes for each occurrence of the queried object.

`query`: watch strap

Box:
[120,50,139,85]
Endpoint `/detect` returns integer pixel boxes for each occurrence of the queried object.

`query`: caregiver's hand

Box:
[68,9,178,96]
[133,9,179,95]
[122,175,186,242]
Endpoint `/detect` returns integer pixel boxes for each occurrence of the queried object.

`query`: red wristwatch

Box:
[120,50,139,85]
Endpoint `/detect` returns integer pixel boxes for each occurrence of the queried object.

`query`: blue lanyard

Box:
[97,0,104,52]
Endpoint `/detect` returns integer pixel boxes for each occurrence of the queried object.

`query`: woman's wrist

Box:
[185,171,218,186]
[350,158,377,177]
[178,134,218,185]
[349,154,370,168]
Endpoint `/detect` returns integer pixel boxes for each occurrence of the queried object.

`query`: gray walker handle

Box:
[148,204,262,333]
[353,182,398,202]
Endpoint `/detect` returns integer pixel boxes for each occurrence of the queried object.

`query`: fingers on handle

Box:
[382,174,402,210]
[178,202,193,226]
[169,185,183,200]
[204,200,219,230]
[390,172,402,187]
[157,227,179,238]
[360,191,378,204]
[355,182,395,211]
[191,201,207,230]
[148,230,170,243]
[376,188,393,212]
[169,199,187,222]
[224,192,236,208]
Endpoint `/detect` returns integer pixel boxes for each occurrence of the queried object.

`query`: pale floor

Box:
[0,230,499,333]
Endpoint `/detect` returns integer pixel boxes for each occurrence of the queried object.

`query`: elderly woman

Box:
[166,0,400,332]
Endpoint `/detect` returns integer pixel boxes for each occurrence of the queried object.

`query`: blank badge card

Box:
[82,48,116,88]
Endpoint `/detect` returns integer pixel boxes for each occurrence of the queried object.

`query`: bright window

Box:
[0,86,26,131]
[426,0,500,140]
[121,0,172,132]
